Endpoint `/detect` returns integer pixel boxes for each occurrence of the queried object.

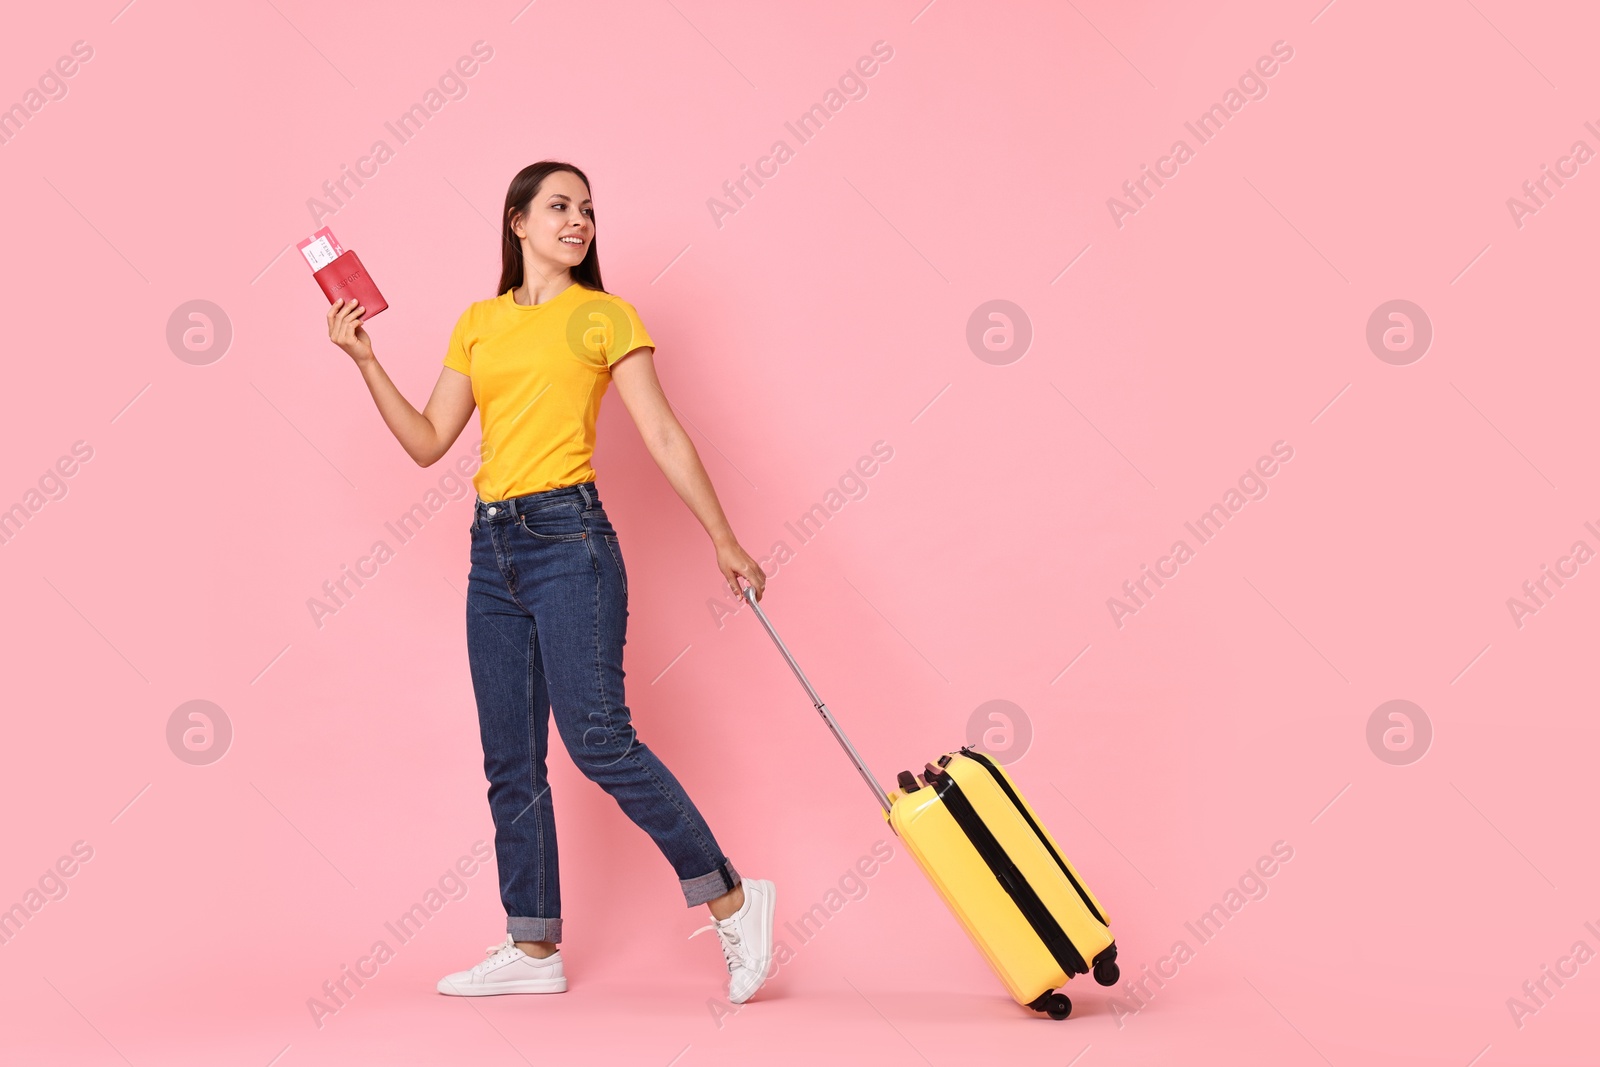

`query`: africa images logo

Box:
[1106,40,1295,228]
[564,297,638,365]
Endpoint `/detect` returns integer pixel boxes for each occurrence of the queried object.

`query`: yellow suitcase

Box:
[742,586,1120,1019]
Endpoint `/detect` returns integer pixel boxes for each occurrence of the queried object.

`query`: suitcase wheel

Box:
[1028,991,1072,1020]
[1092,945,1121,987]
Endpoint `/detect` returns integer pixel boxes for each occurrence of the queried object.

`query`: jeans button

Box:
[487,506,498,516]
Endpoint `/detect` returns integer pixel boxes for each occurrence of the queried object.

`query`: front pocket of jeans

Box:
[603,534,627,593]
[516,505,587,541]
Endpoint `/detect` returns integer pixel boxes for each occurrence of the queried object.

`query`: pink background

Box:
[3,1,1597,1064]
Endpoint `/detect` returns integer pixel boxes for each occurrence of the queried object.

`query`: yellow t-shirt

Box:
[443,282,654,501]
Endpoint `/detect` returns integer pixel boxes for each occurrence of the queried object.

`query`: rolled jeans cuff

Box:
[508,916,563,944]
[681,859,740,908]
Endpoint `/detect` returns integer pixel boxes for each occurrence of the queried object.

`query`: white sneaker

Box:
[436,935,567,996]
[688,878,776,1004]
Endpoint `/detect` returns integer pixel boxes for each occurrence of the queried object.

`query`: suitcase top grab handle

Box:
[740,582,893,814]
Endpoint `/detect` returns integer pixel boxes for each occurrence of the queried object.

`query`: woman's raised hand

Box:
[327,298,374,365]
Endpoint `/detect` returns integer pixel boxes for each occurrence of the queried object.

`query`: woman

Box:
[325,160,776,1005]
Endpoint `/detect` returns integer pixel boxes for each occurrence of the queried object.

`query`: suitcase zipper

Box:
[928,767,1089,978]
[961,748,1109,927]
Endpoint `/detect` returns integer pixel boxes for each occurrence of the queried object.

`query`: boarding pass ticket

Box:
[296,227,346,271]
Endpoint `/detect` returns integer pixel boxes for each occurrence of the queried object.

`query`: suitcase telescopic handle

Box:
[740,582,893,814]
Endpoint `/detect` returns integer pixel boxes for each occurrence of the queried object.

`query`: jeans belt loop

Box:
[578,481,592,509]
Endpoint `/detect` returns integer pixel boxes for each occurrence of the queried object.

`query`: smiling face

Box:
[511,169,593,276]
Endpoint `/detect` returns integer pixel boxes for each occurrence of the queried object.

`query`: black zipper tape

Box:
[931,768,1088,977]
[962,748,1109,927]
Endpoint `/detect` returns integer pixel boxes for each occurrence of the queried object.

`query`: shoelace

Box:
[687,918,747,974]
[472,937,522,975]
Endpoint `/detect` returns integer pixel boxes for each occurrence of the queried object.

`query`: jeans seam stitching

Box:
[604,535,626,596]
[592,558,612,747]
[487,523,529,613]
[632,750,720,871]
[528,624,545,923]
[516,513,586,542]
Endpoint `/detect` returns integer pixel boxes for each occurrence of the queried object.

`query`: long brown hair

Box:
[496,161,607,297]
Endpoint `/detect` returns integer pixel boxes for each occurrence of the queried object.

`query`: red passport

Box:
[313,250,388,319]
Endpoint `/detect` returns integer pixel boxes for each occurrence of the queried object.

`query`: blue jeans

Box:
[466,479,739,944]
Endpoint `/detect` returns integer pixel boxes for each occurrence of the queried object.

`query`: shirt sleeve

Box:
[442,306,473,374]
[602,296,655,366]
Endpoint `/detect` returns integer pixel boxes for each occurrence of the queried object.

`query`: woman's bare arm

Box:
[328,298,477,467]
[610,348,766,599]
